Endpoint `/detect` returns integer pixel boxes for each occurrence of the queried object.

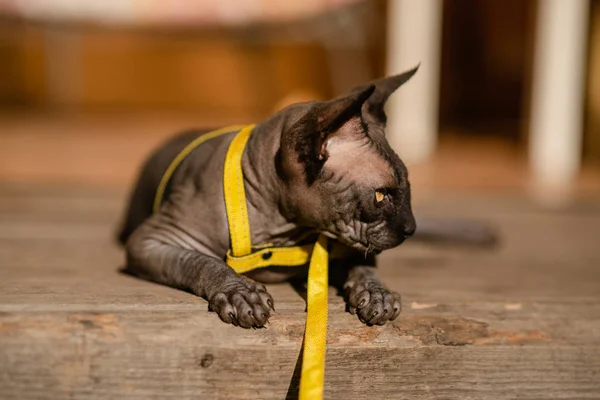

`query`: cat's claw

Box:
[344,281,401,325]
[208,276,274,329]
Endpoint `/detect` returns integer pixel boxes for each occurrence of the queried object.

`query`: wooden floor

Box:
[1,113,600,399]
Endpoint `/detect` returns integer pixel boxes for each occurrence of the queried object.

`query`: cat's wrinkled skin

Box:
[117,65,463,329]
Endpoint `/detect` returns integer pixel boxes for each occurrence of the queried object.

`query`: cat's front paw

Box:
[343,280,402,325]
[208,276,275,329]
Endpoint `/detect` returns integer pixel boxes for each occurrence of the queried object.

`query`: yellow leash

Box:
[155,125,330,399]
[298,234,329,399]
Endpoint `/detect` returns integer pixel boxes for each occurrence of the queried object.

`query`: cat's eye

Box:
[375,191,385,203]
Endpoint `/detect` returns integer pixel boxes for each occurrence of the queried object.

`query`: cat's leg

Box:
[125,215,274,329]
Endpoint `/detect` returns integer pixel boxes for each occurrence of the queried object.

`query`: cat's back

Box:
[117,127,235,245]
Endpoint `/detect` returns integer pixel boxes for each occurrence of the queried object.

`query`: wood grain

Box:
[1,185,600,399]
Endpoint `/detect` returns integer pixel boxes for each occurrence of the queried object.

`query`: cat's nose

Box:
[403,224,416,238]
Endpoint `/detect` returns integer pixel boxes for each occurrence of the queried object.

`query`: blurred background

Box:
[3,3,600,396]
[0,0,599,203]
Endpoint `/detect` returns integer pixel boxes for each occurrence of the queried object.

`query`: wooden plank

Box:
[1,309,599,399]
[1,186,600,398]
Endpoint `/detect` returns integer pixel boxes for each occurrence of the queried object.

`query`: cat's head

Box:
[276,66,419,254]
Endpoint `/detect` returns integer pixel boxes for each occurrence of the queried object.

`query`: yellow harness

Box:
[154,125,330,399]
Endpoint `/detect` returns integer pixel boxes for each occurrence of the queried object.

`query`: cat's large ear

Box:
[282,84,375,184]
[353,64,420,125]
[314,83,376,134]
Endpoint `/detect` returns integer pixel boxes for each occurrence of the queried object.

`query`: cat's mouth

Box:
[351,241,383,255]
[322,231,382,255]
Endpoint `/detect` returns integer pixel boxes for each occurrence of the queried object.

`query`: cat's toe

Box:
[209,279,274,329]
[346,283,402,326]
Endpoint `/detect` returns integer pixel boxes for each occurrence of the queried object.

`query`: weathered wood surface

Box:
[1,184,600,399]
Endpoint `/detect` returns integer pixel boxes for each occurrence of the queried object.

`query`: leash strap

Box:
[223,125,255,256]
[226,244,313,273]
[299,233,329,400]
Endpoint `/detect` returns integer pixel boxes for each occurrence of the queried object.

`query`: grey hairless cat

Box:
[117,65,496,329]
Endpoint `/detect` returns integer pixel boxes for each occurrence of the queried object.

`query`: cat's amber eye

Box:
[375,191,385,203]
